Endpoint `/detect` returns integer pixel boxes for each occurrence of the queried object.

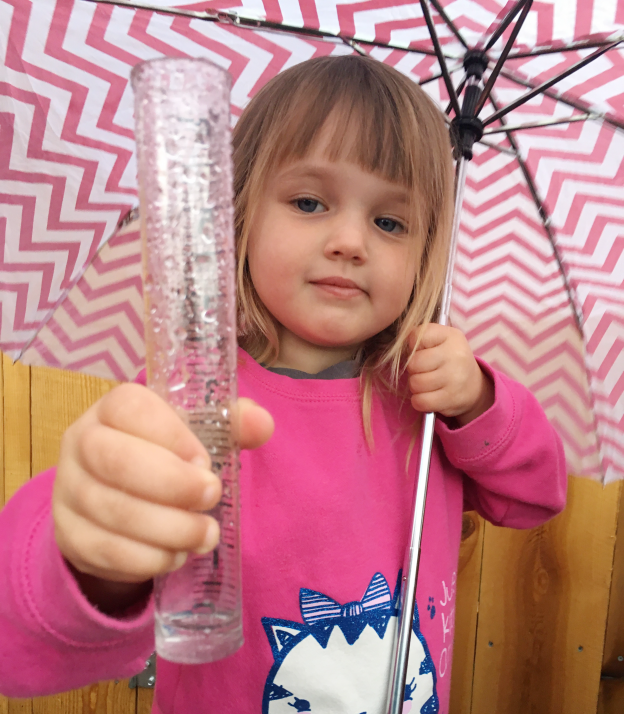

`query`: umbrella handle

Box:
[386,158,468,714]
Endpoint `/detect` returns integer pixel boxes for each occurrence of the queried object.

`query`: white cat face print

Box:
[261,572,439,714]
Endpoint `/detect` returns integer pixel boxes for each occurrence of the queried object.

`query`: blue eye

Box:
[296,198,320,213]
[375,217,403,233]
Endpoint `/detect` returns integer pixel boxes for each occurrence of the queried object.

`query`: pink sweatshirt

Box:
[0,349,566,713]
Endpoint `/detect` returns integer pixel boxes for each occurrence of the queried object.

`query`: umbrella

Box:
[2,0,622,486]
[1,0,623,708]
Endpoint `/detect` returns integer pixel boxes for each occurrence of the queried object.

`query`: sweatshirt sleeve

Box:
[435,359,568,529]
[0,468,155,698]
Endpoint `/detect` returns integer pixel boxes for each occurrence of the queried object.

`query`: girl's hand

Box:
[407,324,494,427]
[53,384,274,612]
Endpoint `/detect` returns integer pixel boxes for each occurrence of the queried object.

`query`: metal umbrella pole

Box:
[386,57,486,714]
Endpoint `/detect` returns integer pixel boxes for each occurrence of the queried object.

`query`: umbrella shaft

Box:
[386,158,468,714]
[386,411,436,713]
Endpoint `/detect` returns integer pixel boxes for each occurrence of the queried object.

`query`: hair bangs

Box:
[261,61,418,190]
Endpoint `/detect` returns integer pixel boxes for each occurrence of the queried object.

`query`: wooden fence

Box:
[1,355,623,714]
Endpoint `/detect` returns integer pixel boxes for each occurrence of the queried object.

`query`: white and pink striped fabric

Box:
[0,0,623,482]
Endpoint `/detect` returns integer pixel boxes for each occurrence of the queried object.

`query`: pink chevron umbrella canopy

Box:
[1,0,623,482]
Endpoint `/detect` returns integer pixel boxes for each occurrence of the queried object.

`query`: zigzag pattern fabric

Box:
[1,0,623,481]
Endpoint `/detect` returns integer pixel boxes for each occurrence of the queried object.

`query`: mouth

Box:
[310,277,366,299]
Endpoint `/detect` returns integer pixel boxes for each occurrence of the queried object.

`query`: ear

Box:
[262,617,308,662]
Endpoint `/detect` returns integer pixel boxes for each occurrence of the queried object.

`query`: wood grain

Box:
[137,689,154,714]
[2,355,31,503]
[449,511,485,714]
[470,476,621,714]
[30,366,116,474]
[31,680,136,714]
[601,481,624,677]
[0,357,33,714]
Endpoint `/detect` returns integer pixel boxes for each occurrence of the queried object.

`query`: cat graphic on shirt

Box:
[261,572,438,713]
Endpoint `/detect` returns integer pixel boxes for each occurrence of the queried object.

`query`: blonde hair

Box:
[232,55,455,443]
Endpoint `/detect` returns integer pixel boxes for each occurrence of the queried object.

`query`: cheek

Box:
[385,253,418,315]
[247,237,298,310]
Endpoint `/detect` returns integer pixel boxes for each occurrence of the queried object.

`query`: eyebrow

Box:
[278,163,410,204]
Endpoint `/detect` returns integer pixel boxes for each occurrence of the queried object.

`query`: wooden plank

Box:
[598,679,624,714]
[1,355,33,713]
[601,480,624,677]
[30,366,116,473]
[449,511,485,714]
[470,476,621,714]
[25,367,135,714]
[137,689,154,714]
[2,354,31,503]
[31,680,136,714]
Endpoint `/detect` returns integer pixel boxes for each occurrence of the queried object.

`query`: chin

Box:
[303,332,363,349]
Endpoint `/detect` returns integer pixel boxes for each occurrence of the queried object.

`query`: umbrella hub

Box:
[451,50,488,161]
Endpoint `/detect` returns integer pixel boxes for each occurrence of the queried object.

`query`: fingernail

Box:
[194,520,220,555]
[168,552,188,572]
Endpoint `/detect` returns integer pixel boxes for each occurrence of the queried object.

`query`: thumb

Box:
[234,398,275,450]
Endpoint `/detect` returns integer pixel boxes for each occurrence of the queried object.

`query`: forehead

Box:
[276,157,410,206]
[275,115,411,198]
[271,104,414,191]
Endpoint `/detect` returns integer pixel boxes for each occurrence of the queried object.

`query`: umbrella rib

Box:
[445,76,466,113]
[476,138,516,155]
[418,0,461,116]
[84,0,453,58]
[506,32,624,59]
[482,0,530,52]
[483,40,623,126]
[483,113,594,134]
[428,0,469,49]
[499,67,624,133]
[488,93,584,332]
[419,64,463,86]
[15,214,133,362]
[341,37,368,56]
[474,0,533,117]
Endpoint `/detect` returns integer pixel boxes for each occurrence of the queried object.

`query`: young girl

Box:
[0,56,566,714]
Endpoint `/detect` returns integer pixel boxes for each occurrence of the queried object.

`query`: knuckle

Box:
[77,422,107,464]
[98,383,148,427]
[71,473,96,514]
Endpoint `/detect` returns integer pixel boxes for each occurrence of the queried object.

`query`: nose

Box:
[323,212,368,264]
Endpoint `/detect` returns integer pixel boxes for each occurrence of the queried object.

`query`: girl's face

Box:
[247,137,421,370]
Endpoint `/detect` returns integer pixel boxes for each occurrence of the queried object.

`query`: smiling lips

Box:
[311,277,366,298]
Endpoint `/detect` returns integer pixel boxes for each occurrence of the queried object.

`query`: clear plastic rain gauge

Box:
[132,57,241,664]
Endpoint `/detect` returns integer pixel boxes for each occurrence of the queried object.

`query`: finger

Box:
[410,389,448,414]
[95,383,210,465]
[55,509,192,584]
[67,473,220,555]
[408,323,449,351]
[406,345,445,375]
[408,371,447,395]
[76,424,222,511]
[234,398,275,450]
